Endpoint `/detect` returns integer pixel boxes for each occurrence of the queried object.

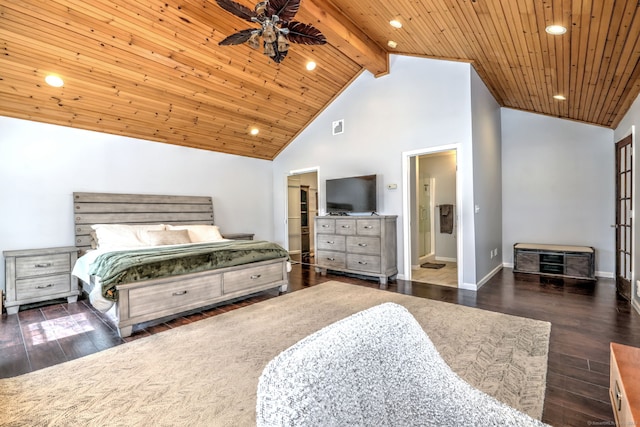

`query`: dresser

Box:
[315,215,397,288]
[610,342,640,427]
[4,246,79,314]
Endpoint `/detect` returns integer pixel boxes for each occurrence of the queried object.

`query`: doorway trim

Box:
[284,167,320,253]
[402,144,463,287]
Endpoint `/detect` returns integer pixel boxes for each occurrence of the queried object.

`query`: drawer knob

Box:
[358,261,368,265]
[342,225,351,228]
[250,274,262,279]
[327,241,334,244]
[322,224,329,228]
[364,225,373,229]
[358,243,368,247]
[327,257,335,261]
[36,284,54,289]
[35,263,52,268]
[172,290,188,296]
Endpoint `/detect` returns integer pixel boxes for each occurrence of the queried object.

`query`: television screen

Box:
[326,174,377,214]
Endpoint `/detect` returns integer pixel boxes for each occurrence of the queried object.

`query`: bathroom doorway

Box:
[408,150,459,287]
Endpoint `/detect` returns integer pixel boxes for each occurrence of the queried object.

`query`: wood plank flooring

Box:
[2,263,640,427]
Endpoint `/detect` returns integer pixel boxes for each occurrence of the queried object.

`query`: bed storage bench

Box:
[513,243,595,280]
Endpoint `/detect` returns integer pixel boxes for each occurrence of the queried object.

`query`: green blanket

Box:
[89,240,289,301]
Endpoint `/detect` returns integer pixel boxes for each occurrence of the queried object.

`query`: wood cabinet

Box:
[3,246,79,314]
[315,215,397,288]
[610,342,640,427]
[513,243,595,280]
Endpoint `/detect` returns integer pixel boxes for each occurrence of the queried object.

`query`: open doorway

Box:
[403,147,461,287]
[287,170,318,264]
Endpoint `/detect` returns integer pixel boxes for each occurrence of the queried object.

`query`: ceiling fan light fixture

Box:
[248,32,261,49]
[545,25,567,35]
[277,33,290,52]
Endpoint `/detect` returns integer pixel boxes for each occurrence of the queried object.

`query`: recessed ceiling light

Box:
[250,128,259,136]
[387,40,398,49]
[389,20,402,29]
[553,95,566,100]
[306,61,317,71]
[45,74,64,87]
[545,25,567,35]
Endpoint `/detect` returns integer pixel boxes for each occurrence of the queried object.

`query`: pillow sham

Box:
[167,224,224,243]
[91,223,166,249]
[145,229,191,246]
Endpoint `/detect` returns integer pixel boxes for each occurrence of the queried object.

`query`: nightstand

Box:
[222,233,255,240]
[3,246,79,314]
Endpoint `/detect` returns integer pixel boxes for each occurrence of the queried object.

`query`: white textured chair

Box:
[256,302,549,427]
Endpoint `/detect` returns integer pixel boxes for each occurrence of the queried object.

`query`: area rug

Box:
[421,261,446,269]
[0,281,550,426]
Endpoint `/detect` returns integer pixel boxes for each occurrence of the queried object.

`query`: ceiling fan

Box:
[216,0,327,63]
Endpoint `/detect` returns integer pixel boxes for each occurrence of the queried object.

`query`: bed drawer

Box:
[128,275,223,318]
[223,263,284,294]
[15,253,71,278]
[16,274,72,300]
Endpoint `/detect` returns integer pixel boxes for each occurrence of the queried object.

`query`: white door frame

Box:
[283,167,320,252]
[402,144,463,286]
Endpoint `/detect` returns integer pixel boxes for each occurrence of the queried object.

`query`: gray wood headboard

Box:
[73,192,214,253]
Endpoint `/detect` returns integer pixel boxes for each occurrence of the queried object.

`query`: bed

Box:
[71,192,290,338]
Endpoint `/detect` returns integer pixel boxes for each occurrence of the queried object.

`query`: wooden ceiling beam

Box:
[297,0,389,77]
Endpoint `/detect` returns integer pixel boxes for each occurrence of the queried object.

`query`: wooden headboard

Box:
[73,192,214,253]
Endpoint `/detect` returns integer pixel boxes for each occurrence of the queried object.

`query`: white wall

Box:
[470,67,503,284]
[501,109,615,275]
[272,55,477,283]
[614,92,640,311]
[0,117,275,290]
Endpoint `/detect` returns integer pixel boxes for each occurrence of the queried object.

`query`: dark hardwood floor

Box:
[2,263,639,427]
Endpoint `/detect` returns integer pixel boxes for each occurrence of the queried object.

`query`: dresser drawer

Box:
[129,274,222,318]
[316,218,335,234]
[15,253,71,278]
[223,262,284,294]
[347,254,382,273]
[316,251,346,269]
[347,236,380,255]
[16,274,72,300]
[317,234,346,251]
[335,220,357,235]
[356,219,381,235]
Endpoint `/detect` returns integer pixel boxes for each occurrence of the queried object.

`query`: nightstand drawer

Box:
[15,253,71,278]
[16,274,72,300]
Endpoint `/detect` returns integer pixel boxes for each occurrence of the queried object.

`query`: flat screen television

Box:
[326,174,377,214]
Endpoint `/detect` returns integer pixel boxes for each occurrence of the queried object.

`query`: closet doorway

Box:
[287,170,318,264]
[407,149,459,287]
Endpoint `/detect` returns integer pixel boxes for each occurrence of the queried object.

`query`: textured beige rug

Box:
[0,281,550,426]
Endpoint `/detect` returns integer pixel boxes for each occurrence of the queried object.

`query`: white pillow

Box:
[91,224,166,249]
[145,229,191,246]
[167,224,224,243]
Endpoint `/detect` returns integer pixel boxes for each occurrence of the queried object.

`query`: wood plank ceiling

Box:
[1,0,640,160]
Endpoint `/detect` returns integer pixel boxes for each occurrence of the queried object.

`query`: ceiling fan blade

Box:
[267,0,300,22]
[219,29,256,45]
[284,22,327,45]
[215,0,256,22]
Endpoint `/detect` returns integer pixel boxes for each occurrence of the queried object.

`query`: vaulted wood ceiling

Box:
[1,0,639,160]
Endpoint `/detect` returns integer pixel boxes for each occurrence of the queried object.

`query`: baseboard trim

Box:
[595,271,614,279]
[435,256,457,263]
